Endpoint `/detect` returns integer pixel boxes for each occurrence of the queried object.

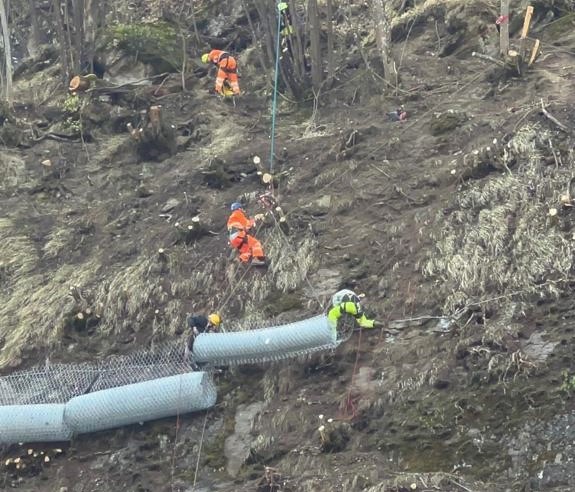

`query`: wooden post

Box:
[148,105,162,137]
[520,6,534,39]
[528,38,540,66]
[519,5,534,57]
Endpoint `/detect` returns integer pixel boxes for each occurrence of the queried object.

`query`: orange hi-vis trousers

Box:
[229,233,264,263]
[216,68,240,95]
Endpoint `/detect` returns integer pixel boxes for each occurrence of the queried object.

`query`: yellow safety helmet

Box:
[208,313,221,326]
[201,53,210,64]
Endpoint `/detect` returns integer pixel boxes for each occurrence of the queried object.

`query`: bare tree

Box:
[52,0,105,83]
[240,0,269,72]
[72,0,85,73]
[0,0,13,105]
[52,0,71,83]
[29,0,43,57]
[499,0,510,55]
[287,0,307,81]
[252,0,309,99]
[372,0,397,87]
[84,0,104,72]
[326,0,335,85]
[308,0,322,90]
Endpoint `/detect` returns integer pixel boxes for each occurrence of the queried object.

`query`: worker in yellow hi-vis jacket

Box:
[327,289,377,331]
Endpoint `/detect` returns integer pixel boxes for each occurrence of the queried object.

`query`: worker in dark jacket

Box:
[185,313,222,360]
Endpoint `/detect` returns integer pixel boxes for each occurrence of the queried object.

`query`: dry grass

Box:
[365,472,480,492]
[0,153,29,190]
[196,113,245,160]
[313,160,359,187]
[423,124,573,314]
[391,0,491,29]
[267,229,318,292]
[43,228,75,259]
[0,215,102,368]
[93,254,167,336]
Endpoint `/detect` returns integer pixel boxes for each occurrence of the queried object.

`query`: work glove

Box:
[358,317,376,329]
[254,213,265,221]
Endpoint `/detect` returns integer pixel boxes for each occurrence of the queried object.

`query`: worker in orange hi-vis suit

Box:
[201,50,240,96]
[226,202,266,266]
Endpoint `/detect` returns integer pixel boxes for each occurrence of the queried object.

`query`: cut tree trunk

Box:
[326,0,335,86]
[0,0,13,105]
[372,0,397,87]
[128,105,177,161]
[308,0,322,91]
[499,0,510,56]
[69,75,92,92]
[52,0,71,83]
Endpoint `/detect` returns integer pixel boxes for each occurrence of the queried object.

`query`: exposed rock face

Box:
[224,401,266,477]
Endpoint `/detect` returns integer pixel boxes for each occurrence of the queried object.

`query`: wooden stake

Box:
[520,6,534,39]
[519,5,534,58]
[528,38,540,66]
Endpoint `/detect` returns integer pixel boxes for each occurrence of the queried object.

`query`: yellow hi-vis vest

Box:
[327,301,375,329]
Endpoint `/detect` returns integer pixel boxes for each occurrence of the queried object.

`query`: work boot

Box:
[251,257,267,266]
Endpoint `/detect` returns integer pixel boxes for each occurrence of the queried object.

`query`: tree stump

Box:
[68,74,97,93]
[128,105,177,161]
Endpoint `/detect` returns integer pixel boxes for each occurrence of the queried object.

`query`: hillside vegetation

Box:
[1,0,574,490]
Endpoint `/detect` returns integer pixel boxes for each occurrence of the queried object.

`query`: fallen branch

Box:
[540,99,571,134]
[32,132,81,143]
[86,72,171,95]
[471,51,505,67]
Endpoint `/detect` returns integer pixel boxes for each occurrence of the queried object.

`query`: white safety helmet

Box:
[331,289,360,306]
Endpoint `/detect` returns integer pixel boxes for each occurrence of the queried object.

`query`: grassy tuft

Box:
[424,124,573,314]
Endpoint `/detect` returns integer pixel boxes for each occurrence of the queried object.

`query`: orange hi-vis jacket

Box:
[207,50,240,95]
[226,209,264,263]
[207,50,237,72]
[227,209,254,235]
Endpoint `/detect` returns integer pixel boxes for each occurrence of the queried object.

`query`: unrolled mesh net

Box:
[0,313,344,406]
[0,340,189,405]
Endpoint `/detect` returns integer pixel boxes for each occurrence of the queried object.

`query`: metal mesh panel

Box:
[0,314,343,443]
[0,404,72,444]
[193,315,338,366]
[64,372,216,434]
[0,342,189,405]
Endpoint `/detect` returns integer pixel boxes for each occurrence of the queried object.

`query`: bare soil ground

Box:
[1,3,575,491]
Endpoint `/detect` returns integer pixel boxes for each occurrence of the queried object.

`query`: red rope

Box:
[339,325,363,420]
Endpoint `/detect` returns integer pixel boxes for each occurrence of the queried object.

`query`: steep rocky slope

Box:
[1,1,575,491]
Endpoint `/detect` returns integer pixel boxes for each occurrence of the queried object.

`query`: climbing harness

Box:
[256,191,278,210]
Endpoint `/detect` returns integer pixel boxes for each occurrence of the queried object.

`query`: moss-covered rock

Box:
[430,110,468,136]
[106,22,182,73]
[263,289,304,317]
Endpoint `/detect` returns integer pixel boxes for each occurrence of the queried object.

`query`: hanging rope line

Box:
[269,1,283,180]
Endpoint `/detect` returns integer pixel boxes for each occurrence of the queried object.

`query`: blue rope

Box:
[269,1,283,177]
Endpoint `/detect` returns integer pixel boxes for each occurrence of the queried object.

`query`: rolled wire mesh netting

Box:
[0,404,72,444]
[0,341,189,405]
[64,372,217,434]
[0,313,342,443]
[193,315,338,366]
